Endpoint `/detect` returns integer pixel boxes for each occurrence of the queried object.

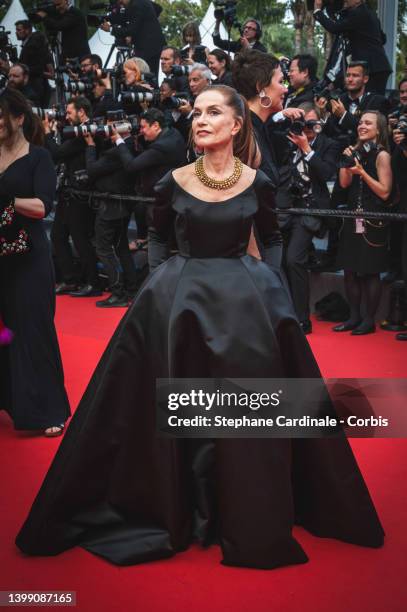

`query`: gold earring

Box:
[259,89,272,108]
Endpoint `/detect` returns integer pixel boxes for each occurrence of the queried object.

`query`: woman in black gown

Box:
[16,85,384,569]
[334,111,393,335]
[0,89,70,435]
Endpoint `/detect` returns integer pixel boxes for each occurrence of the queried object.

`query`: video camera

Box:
[0,26,18,63]
[339,141,380,168]
[213,0,240,30]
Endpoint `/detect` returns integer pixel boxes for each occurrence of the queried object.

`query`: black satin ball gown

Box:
[16,170,384,570]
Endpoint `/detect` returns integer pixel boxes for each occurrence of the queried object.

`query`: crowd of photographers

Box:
[1,0,406,337]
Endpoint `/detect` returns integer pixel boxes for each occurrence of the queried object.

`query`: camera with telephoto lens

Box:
[339,141,379,168]
[56,59,82,75]
[64,79,94,94]
[213,0,240,30]
[0,26,18,63]
[27,2,54,23]
[63,116,138,139]
[170,65,192,77]
[32,106,66,122]
[118,90,161,106]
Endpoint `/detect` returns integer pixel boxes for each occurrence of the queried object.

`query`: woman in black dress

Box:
[16,85,383,569]
[334,111,393,335]
[0,89,70,435]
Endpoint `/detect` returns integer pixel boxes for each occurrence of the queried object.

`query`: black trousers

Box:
[282,217,314,322]
[95,214,139,296]
[402,223,407,295]
[51,196,99,286]
[366,71,391,95]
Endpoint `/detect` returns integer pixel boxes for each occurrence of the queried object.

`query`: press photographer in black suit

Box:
[101,0,166,76]
[285,54,318,108]
[112,108,187,269]
[15,20,53,107]
[45,97,100,297]
[313,0,392,94]
[38,0,90,62]
[282,103,342,334]
[212,17,267,54]
[7,64,40,106]
[81,127,140,308]
[320,62,389,145]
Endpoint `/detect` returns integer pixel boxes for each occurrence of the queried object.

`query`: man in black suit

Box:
[212,18,267,54]
[101,0,166,76]
[112,108,187,269]
[322,61,389,144]
[38,0,90,62]
[282,103,342,334]
[15,20,53,107]
[285,54,318,108]
[45,96,101,297]
[313,0,392,94]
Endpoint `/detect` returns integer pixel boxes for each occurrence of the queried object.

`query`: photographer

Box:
[391,113,407,341]
[101,0,166,76]
[285,55,318,108]
[15,20,53,107]
[7,64,40,106]
[92,72,118,118]
[321,61,388,144]
[38,0,90,62]
[160,46,189,92]
[313,0,392,94]
[159,79,191,142]
[80,118,140,308]
[283,103,342,334]
[45,96,101,297]
[213,17,267,54]
[207,48,233,87]
[180,22,209,65]
[334,111,392,335]
[112,108,187,268]
[80,54,103,77]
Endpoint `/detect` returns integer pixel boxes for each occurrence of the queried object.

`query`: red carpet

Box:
[0,296,406,612]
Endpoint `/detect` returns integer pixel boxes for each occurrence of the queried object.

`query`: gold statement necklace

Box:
[195,155,243,190]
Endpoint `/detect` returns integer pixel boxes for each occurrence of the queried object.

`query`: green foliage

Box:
[158,0,207,48]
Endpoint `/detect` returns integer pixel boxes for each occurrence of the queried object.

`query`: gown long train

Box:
[16,170,384,570]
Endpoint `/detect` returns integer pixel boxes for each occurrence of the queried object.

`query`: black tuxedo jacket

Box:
[19,32,51,78]
[44,7,90,60]
[324,91,389,143]
[314,5,392,75]
[285,82,317,108]
[303,134,342,209]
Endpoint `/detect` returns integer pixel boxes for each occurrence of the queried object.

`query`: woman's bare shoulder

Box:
[172,163,196,188]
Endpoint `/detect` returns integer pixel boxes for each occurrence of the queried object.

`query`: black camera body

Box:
[314,86,343,112]
[289,118,322,136]
[180,46,207,65]
[214,0,240,30]
[161,94,190,110]
[65,79,94,95]
[32,106,66,122]
[339,141,379,168]
[170,65,191,78]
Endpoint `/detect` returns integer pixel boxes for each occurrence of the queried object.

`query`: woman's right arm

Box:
[339,146,354,189]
